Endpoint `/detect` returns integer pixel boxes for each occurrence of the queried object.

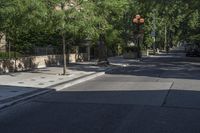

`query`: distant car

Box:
[185,43,200,57]
[186,49,200,57]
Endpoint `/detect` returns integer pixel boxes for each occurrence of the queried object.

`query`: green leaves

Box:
[0,0,50,54]
[125,0,200,49]
[1,0,200,55]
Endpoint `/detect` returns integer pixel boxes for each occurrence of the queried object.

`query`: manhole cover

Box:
[59,78,64,80]
[49,80,55,82]
[41,77,46,79]
[38,83,44,85]
[18,82,24,84]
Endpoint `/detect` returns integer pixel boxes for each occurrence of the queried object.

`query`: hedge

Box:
[0,52,22,59]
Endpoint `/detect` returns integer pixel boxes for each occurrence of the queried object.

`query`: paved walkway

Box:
[0,62,109,108]
[0,57,132,109]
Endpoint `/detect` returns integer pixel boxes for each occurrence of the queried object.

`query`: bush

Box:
[0,52,22,59]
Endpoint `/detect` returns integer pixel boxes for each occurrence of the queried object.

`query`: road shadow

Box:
[1,84,200,133]
[53,91,200,110]
[0,85,50,105]
[106,56,200,80]
[1,83,200,109]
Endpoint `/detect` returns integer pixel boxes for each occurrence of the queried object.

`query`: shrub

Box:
[0,52,22,59]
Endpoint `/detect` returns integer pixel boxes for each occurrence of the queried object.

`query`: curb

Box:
[50,67,115,91]
[0,69,112,110]
[51,72,106,91]
[0,89,52,110]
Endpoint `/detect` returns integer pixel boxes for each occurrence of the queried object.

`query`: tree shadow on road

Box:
[106,57,200,80]
[1,84,200,133]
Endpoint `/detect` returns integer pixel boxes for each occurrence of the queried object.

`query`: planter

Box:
[141,50,149,57]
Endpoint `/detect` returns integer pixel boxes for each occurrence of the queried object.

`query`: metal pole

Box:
[165,23,167,49]
[153,10,156,54]
[8,41,11,59]
[137,23,140,58]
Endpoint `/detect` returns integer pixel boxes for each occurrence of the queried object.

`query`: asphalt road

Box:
[1,53,200,133]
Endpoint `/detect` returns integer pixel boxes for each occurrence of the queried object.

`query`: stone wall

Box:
[0,53,89,73]
[0,55,61,73]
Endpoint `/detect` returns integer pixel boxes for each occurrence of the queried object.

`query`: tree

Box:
[0,0,48,56]
[83,0,129,63]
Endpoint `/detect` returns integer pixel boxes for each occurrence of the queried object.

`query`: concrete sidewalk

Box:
[0,57,133,109]
[0,62,110,109]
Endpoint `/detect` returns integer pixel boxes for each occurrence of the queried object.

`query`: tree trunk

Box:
[98,34,109,65]
[62,32,67,75]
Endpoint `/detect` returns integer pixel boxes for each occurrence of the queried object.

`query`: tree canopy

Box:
[0,0,199,55]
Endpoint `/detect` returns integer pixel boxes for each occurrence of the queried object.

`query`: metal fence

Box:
[0,45,62,59]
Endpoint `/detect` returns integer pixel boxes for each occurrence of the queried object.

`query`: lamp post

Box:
[132,14,145,58]
[152,10,156,54]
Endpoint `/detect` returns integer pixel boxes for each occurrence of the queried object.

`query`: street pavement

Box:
[1,50,200,133]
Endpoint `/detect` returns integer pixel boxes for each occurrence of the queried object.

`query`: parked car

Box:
[186,49,200,57]
[185,43,200,57]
